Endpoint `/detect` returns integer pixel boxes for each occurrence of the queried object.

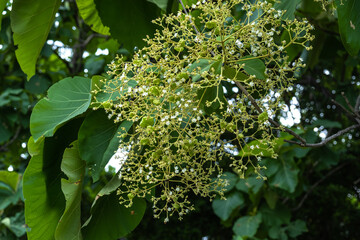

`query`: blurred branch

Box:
[0,126,21,152]
[355,95,360,114]
[293,161,350,211]
[235,81,307,145]
[285,124,360,147]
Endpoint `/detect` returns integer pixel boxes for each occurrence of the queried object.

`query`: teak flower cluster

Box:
[94,0,313,222]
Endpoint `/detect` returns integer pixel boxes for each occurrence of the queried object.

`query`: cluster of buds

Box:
[94,0,314,221]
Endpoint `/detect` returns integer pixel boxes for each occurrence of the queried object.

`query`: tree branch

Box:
[285,124,360,147]
[0,126,21,152]
[235,81,307,145]
[293,162,350,211]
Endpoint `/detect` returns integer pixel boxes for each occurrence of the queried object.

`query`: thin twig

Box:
[355,95,360,114]
[285,124,360,147]
[331,99,354,117]
[0,126,21,152]
[53,48,73,74]
[235,82,307,144]
[341,92,355,113]
[177,0,200,35]
[293,162,349,211]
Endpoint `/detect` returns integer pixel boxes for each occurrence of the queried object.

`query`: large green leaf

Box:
[55,141,85,240]
[94,0,159,50]
[23,120,82,240]
[10,0,61,79]
[238,57,266,80]
[232,213,262,237]
[336,0,360,56]
[76,0,109,35]
[78,110,132,182]
[274,0,301,20]
[30,77,91,142]
[82,177,146,240]
[212,192,244,221]
[268,155,299,193]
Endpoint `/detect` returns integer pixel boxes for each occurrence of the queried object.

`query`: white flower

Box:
[235,39,244,48]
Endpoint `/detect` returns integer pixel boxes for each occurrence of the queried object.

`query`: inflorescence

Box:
[93,0,314,222]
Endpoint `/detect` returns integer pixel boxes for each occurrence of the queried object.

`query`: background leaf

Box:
[238,57,266,80]
[147,0,168,11]
[82,192,146,240]
[232,213,262,237]
[336,0,360,56]
[76,0,110,35]
[212,192,244,221]
[94,0,159,50]
[10,0,61,79]
[268,156,299,193]
[78,110,132,182]
[30,77,91,142]
[0,0,7,31]
[274,0,301,20]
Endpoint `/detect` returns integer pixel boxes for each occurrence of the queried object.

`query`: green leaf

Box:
[0,121,12,144]
[236,176,264,194]
[212,192,244,221]
[268,155,299,193]
[54,141,85,240]
[260,204,291,228]
[76,0,110,35]
[238,140,274,158]
[30,77,91,142]
[147,0,168,11]
[232,213,262,237]
[222,172,239,192]
[0,171,20,191]
[84,56,106,76]
[1,212,27,237]
[78,110,132,182]
[287,220,308,238]
[10,0,61,79]
[0,171,22,210]
[23,119,82,240]
[310,119,342,129]
[238,57,266,80]
[188,59,222,82]
[94,0,159,50]
[0,0,7,31]
[336,0,360,56]
[25,75,51,95]
[274,0,301,20]
[223,65,248,81]
[264,190,278,209]
[82,192,146,240]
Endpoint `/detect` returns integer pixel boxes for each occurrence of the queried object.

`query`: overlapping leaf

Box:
[76,0,110,35]
[55,141,85,240]
[30,77,91,142]
[23,120,82,240]
[78,110,132,182]
[94,0,160,50]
